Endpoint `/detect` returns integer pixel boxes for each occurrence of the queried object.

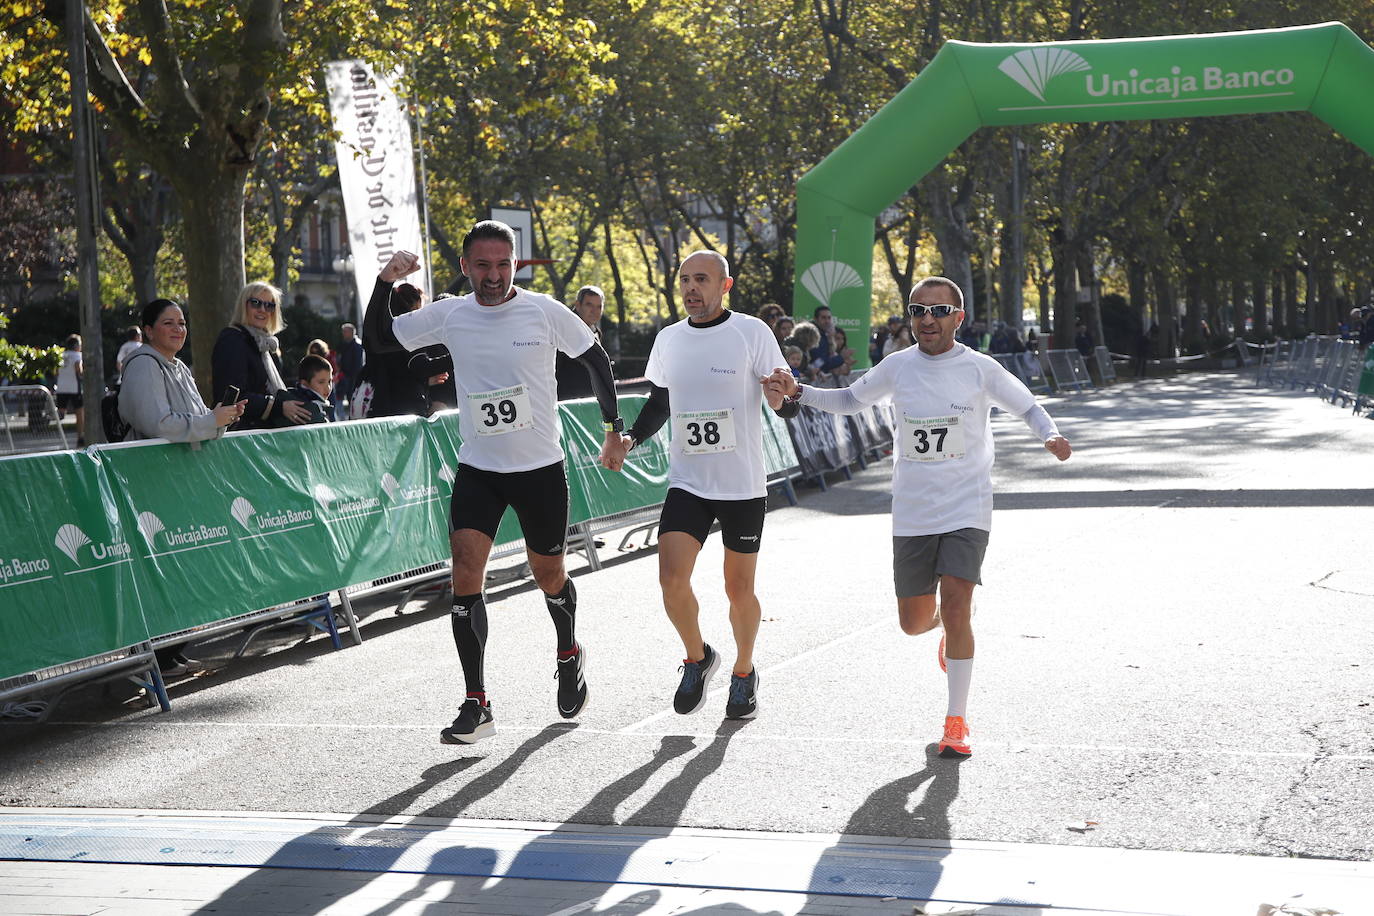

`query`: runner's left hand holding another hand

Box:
[599,432,632,472]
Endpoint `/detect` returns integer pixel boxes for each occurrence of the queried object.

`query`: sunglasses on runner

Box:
[907,303,959,319]
[246,296,278,312]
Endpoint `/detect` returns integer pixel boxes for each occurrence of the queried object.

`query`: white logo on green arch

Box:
[998,48,1092,102]
[800,260,864,309]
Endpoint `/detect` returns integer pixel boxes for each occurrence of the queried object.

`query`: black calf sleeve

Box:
[544,577,578,653]
[451,592,488,696]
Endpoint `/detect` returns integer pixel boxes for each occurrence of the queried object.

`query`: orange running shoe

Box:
[937,633,947,673]
[938,715,971,758]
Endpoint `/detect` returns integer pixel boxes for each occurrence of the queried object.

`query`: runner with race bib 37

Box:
[766,276,1071,758]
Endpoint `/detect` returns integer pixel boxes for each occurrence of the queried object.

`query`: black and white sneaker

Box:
[555,644,588,719]
[673,643,720,714]
[440,699,495,745]
[725,668,759,720]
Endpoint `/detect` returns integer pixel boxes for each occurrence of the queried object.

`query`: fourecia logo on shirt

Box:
[709,367,737,375]
[950,402,973,412]
[513,340,542,347]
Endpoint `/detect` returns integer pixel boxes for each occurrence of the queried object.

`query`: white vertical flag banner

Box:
[324,61,424,324]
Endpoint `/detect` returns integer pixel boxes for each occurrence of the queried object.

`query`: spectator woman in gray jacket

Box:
[119,299,245,442]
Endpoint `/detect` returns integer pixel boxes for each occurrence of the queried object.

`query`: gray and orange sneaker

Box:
[938,715,971,759]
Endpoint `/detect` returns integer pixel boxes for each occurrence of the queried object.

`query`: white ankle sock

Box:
[945,657,973,718]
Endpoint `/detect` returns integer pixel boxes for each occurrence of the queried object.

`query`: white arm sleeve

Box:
[1021,403,1060,441]
[797,384,868,415]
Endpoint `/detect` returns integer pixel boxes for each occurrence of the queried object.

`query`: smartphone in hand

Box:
[220,385,240,407]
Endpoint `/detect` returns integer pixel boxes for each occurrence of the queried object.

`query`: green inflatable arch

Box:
[794,21,1374,367]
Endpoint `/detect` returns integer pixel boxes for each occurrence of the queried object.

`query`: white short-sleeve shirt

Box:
[839,343,1037,535]
[392,287,595,472]
[645,312,787,500]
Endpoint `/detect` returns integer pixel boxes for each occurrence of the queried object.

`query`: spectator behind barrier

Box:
[809,306,846,373]
[270,353,336,427]
[1074,321,1094,357]
[783,344,805,378]
[336,322,365,411]
[55,333,84,445]
[1359,307,1374,349]
[363,282,452,418]
[883,322,913,358]
[115,326,142,380]
[556,285,608,400]
[211,282,313,430]
[758,302,786,331]
[119,299,245,443]
[773,316,795,349]
[784,320,822,382]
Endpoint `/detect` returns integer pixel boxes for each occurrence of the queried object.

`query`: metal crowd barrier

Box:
[0,641,167,724]
[0,385,68,456]
[990,353,1052,394]
[1254,335,1373,418]
[1044,349,1096,393]
[1092,346,1118,384]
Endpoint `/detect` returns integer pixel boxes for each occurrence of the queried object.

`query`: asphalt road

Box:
[3,371,1372,870]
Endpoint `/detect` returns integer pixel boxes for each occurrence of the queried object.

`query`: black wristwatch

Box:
[603,417,625,434]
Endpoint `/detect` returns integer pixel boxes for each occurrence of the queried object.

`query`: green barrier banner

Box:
[97,417,448,640]
[1,393,784,682]
[560,396,670,523]
[0,451,146,681]
[794,22,1374,367]
[1360,345,1374,397]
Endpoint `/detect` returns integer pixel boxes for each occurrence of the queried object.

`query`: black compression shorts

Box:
[658,487,766,554]
[450,461,569,556]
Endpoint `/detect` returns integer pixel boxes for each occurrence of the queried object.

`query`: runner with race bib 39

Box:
[363,222,627,745]
[766,276,1071,758]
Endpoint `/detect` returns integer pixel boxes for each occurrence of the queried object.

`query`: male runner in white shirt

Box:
[606,251,789,719]
[768,276,1071,757]
[363,221,626,745]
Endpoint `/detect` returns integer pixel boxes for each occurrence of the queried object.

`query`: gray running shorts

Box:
[892,528,990,597]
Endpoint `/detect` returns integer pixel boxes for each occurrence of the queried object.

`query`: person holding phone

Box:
[764,277,1071,759]
[119,299,246,443]
[211,282,313,429]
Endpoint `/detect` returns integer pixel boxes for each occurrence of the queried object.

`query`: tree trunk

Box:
[1127,258,1148,336]
[923,170,975,323]
[178,171,248,394]
[1183,270,1203,346]
[1152,267,1177,359]
[603,218,626,360]
[1050,230,1078,351]
[1252,274,1268,337]
[1078,248,1104,356]
[1230,280,1247,339]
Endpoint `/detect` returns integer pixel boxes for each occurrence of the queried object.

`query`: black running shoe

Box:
[673,643,719,714]
[555,644,588,719]
[725,668,759,720]
[440,698,495,745]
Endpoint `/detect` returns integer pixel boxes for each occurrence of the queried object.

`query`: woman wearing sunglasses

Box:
[766,276,1071,760]
[211,282,313,429]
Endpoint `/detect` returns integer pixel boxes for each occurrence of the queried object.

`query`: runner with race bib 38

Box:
[766,276,1071,758]
[605,250,792,721]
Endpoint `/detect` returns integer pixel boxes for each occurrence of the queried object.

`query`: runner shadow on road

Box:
[331,721,768,916]
[185,723,578,916]
[803,744,971,909]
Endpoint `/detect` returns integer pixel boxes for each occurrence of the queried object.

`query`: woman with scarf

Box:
[212,282,312,429]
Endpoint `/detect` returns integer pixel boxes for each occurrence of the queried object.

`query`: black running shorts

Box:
[892,527,990,597]
[659,487,766,554]
[450,461,569,556]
